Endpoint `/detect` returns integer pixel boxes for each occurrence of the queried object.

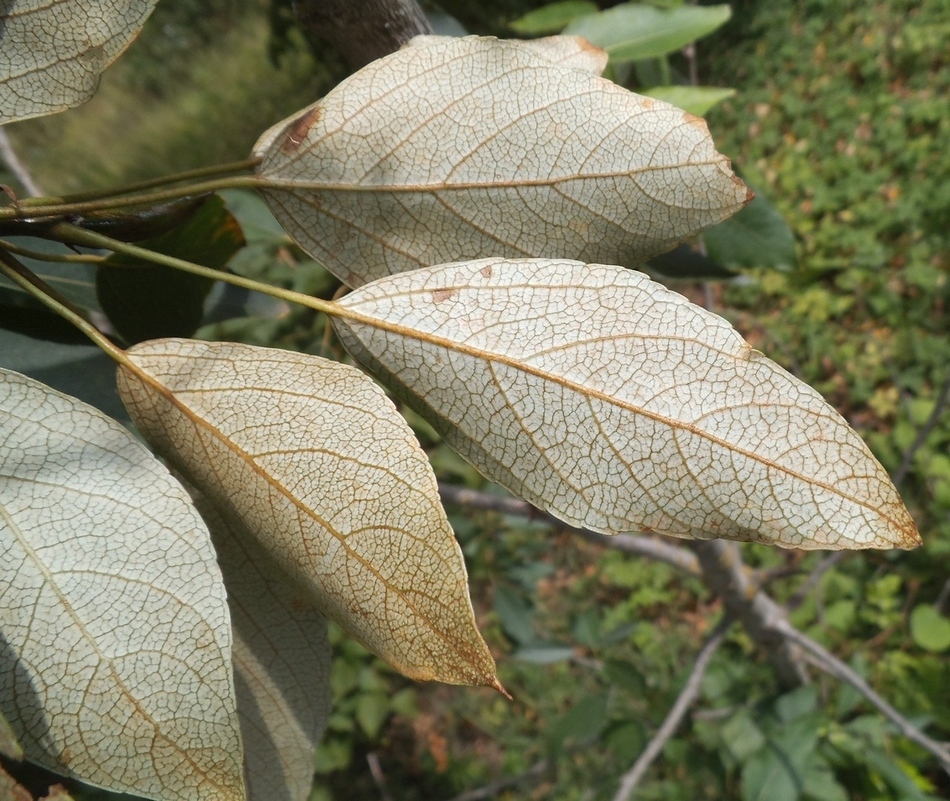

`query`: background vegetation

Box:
[2,0,947,799]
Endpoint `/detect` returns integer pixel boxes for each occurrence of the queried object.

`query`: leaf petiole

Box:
[14,157,263,209]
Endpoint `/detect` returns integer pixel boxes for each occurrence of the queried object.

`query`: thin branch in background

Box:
[438,483,701,577]
[367,752,394,801]
[775,619,950,776]
[0,129,43,197]
[612,618,733,801]
[892,373,950,488]
[787,551,844,611]
[443,759,549,801]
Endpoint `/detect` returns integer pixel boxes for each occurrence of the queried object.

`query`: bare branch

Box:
[367,752,394,801]
[438,483,701,577]
[0,129,43,197]
[612,618,733,801]
[774,618,950,776]
[294,0,432,69]
[692,541,809,687]
[443,759,549,801]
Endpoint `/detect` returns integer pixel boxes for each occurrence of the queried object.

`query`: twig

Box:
[892,373,950,488]
[444,759,549,801]
[0,129,43,197]
[612,618,733,801]
[774,619,950,776]
[787,551,844,611]
[692,540,809,687]
[437,483,701,577]
[367,752,394,801]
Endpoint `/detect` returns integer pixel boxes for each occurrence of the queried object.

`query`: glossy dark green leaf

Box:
[647,243,737,279]
[97,195,244,344]
[76,195,211,242]
[510,1,598,35]
[704,187,798,272]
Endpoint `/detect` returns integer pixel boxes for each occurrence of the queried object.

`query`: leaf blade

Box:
[334,258,920,551]
[116,340,498,687]
[0,369,244,801]
[0,0,160,123]
[255,35,750,287]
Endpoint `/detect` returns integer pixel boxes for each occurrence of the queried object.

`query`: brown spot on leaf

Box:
[480,265,493,279]
[683,112,708,131]
[281,107,323,154]
[432,288,456,302]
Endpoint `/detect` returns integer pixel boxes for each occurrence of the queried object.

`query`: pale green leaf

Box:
[563,3,732,62]
[197,498,331,801]
[0,369,244,801]
[510,1,599,35]
[116,339,499,688]
[254,35,749,288]
[334,258,920,550]
[0,0,160,123]
[909,604,950,652]
[643,85,736,117]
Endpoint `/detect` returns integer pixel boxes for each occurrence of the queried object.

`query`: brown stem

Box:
[294,0,433,69]
[692,540,809,688]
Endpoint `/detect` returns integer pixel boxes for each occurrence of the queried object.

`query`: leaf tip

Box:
[492,677,513,700]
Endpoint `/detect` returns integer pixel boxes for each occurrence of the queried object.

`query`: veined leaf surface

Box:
[254,35,750,288]
[0,0,159,124]
[0,369,243,801]
[334,259,920,551]
[198,498,331,801]
[116,339,498,687]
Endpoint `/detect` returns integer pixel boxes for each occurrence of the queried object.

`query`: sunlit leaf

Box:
[563,3,731,62]
[0,0,160,123]
[196,498,330,801]
[509,1,599,35]
[406,33,607,75]
[643,86,736,117]
[0,369,244,801]
[254,35,750,287]
[116,339,499,687]
[334,258,920,551]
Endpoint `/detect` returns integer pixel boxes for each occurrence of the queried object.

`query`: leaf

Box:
[643,86,736,117]
[909,604,950,652]
[405,33,608,75]
[334,258,921,550]
[0,369,244,801]
[97,194,245,344]
[0,763,31,801]
[0,708,22,761]
[0,0,160,124]
[197,497,330,801]
[116,339,499,688]
[704,186,798,272]
[254,35,750,288]
[509,1,599,35]
[563,3,732,62]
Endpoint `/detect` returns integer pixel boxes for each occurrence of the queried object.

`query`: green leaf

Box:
[802,764,848,801]
[356,693,391,739]
[910,604,950,652]
[493,585,537,645]
[545,692,609,756]
[704,186,798,272]
[513,644,576,663]
[563,3,732,62]
[721,711,766,761]
[643,85,736,116]
[97,195,244,344]
[604,659,647,694]
[510,1,599,35]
